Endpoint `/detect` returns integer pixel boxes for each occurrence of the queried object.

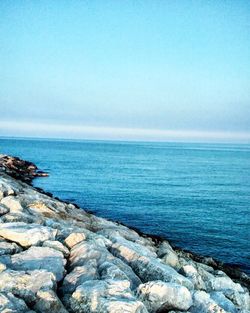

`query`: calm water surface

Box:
[0,138,249,273]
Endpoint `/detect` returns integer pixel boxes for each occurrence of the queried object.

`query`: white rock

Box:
[70,279,148,313]
[0,269,56,303]
[43,240,69,257]
[137,281,192,312]
[62,261,98,293]
[208,276,244,293]
[10,246,66,281]
[210,291,237,313]
[190,290,227,313]
[0,196,23,212]
[34,289,69,313]
[65,232,86,249]
[111,239,193,289]
[0,222,57,247]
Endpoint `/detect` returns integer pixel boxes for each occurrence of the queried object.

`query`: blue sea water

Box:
[0,137,249,274]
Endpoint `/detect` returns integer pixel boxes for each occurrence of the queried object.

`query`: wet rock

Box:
[0,222,57,248]
[10,246,66,281]
[137,281,192,312]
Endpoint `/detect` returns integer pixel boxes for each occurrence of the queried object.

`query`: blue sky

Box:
[0,1,250,142]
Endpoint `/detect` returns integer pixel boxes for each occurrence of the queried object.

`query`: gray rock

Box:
[137,281,192,312]
[0,204,9,216]
[0,269,56,303]
[0,222,57,247]
[43,240,70,257]
[190,290,227,313]
[34,289,69,313]
[10,246,66,281]
[0,292,29,313]
[210,291,237,313]
[110,238,193,289]
[62,261,99,294]
[0,241,22,256]
[70,279,148,313]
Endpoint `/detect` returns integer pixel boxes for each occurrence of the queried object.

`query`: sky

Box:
[0,1,250,142]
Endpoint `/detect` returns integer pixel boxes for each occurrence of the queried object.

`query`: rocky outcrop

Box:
[0,155,249,313]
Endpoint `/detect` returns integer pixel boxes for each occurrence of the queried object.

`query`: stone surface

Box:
[0,269,56,303]
[34,289,69,313]
[137,281,192,312]
[70,279,148,313]
[10,246,66,281]
[65,232,86,249]
[0,292,30,313]
[0,222,57,248]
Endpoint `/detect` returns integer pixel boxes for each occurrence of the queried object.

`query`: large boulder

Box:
[0,269,56,303]
[137,281,192,312]
[10,246,66,281]
[0,196,23,213]
[70,279,148,313]
[0,222,57,247]
[110,238,193,289]
[190,290,227,313]
[33,289,68,313]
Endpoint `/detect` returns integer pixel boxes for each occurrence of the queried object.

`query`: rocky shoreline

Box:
[0,155,249,313]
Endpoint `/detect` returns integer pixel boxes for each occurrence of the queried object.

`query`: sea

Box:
[0,137,249,274]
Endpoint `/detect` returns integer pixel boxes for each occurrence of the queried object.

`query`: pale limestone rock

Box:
[70,279,148,313]
[0,269,56,303]
[0,222,57,247]
[110,238,193,289]
[137,281,192,312]
[208,275,244,293]
[34,289,69,313]
[190,290,227,313]
[157,241,180,268]
[0,292,29,313]
[10,246,66,281]
[210,292,237,313]
[0,196,23,212]
[62,261,98,294]
[43,240,69,257]
[0,241,22,256]
[223,289,250,310]
[64,232,86,249]
[180,264,206,290]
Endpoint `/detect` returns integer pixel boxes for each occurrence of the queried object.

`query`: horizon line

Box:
[0,120,250,144]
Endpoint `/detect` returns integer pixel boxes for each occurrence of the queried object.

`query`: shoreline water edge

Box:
[0,154,249,313]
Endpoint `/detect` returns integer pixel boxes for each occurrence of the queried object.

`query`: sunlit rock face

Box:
[0,155,249,313]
